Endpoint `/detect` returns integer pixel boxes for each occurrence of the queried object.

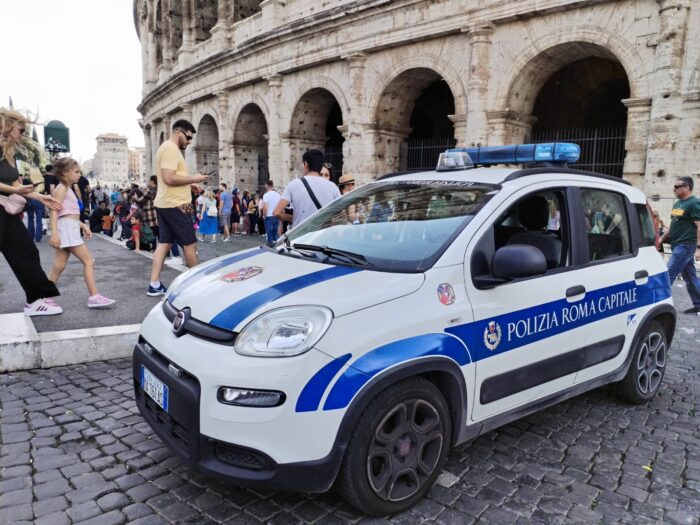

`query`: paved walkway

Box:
[0,233,261,333]
[0,287,698,524]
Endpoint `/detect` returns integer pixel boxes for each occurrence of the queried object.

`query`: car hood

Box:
[166,247,425,331]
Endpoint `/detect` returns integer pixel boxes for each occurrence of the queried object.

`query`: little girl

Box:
[48,158,115,308]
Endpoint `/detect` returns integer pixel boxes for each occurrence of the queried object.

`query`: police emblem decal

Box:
[172,311,186,336]
[483,320,502,351]
[437,283,455,305]
[221,266,264,282]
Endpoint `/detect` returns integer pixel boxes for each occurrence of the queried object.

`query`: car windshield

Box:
[280,180,498,272]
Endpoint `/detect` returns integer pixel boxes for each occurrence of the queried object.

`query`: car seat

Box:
[506,195,562,269]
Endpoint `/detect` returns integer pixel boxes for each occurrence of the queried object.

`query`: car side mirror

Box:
[492,244,547,280]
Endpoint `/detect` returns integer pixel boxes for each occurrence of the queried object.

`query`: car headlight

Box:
[234,306,333,357]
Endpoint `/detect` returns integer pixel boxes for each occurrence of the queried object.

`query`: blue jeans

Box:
[265,216,279,244]
[667,243,700,307]
[26,200,45,242]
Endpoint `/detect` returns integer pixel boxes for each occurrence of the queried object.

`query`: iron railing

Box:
[401,137,457,172]
[324,145,344,183]
[529,127,626,177]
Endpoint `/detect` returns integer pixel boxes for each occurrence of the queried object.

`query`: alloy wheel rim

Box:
[366,399,444,502]
[636,331,666,394]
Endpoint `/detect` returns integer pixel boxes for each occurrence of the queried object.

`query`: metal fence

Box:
[528,127,626,177]
[324,145,344,182]
[401,137,458,172]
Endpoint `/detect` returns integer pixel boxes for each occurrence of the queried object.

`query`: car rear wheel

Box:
[336,377,451,516]
[614,320,668,404]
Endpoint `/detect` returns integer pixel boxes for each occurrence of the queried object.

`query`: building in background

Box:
[129,147,146,182]
[134,0,699,219]
[81,158,94,179]
[94,133,129,186]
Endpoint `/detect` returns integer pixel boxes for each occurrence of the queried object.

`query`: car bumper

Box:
[133,340,345,492]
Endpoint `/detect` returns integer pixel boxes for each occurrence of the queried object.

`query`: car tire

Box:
[336,377,451,516]
[614,320,668,404]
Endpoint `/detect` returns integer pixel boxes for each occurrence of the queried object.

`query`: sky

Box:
[2,0,143,163]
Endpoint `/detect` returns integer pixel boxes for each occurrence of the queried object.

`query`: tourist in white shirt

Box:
[260,180,282,245]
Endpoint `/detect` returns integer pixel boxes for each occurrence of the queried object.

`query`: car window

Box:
[471,189,569,283]
[283,181,498,272]
[636,204,657,247]
[581,189,632,261]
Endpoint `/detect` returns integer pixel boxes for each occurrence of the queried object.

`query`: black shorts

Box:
[156,207,197,246]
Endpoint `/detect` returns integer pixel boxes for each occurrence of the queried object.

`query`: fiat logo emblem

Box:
[172,308,190,337]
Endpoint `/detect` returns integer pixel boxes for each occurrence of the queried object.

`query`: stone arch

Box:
[287,79,348,180]
[370,60,461,172]
[233,103,269,193]
[195,113,220,185]
[195,0,218,43]
[496,28,647,115]
[232,0,263,23]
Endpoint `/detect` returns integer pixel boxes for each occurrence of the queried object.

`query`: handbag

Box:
[0,193,27,215]
[206,202,218,217]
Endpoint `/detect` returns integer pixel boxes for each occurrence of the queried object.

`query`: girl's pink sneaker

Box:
[87,294,116,308]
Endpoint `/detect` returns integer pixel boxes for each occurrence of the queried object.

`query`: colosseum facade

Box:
[134,0,699,216]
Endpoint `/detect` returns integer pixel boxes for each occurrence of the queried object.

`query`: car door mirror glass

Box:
[492,244,547,279]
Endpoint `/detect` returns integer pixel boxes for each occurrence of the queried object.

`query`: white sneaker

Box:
[24,298,63,316]
[166,256,183,265]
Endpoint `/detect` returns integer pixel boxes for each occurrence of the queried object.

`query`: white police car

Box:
[133,143,675,515]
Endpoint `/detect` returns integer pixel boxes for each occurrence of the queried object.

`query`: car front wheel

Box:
[336,377,451,516]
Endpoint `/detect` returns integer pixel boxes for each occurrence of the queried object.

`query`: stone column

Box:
[487,110,536,146]
[261,0,285,29]
[361,123,411,179]
[210,0,230,49]
[463,23,495,147]
[145,32,158,92]
[143,124,153,177]
[448,114,468,148]
[341,53,368,178]
[644,0,691,194]
[265,74,287,185]
[621,97,652,189]
[179,0,195,69]
[216,91,233,187]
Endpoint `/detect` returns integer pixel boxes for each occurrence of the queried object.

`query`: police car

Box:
[133,143,676,515]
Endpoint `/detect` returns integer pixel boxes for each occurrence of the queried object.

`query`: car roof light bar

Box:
[443,142,581,168]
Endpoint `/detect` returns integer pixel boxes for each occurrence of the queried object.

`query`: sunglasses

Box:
[673,184,687,189]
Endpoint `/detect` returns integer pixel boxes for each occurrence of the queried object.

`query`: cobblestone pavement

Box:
[1,285,698,525]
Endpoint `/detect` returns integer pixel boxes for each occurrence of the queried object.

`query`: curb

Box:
[0,314,141,373]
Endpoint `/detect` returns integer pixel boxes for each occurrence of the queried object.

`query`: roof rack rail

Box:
[504,167,631,186]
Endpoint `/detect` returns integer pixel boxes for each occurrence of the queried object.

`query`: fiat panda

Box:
[133,143,675,516]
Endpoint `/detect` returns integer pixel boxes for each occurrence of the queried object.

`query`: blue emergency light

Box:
[436,142,581,171]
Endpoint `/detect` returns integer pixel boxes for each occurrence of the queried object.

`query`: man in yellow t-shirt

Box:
[147,119,207,296]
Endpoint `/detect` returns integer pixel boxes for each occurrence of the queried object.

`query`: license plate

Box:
[141,365,169,412]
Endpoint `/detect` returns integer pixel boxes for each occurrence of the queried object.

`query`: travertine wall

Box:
[135,0,699,217]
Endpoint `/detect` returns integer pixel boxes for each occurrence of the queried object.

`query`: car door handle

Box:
[566,285,586,297]
[634,270,648,280]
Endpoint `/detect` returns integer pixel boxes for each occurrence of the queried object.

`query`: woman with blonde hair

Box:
[197,188,218,243]
[0,108,63,315]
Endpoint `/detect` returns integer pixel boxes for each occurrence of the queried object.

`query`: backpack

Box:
[141,224,155,245]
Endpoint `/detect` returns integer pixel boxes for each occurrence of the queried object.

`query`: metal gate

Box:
[528,127,626,177]
[324,145,343,183]
[401,137,457,172]
[257,152,269,192]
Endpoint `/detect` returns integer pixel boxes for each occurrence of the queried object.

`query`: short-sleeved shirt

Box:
[219,191,233,214]
[154,140,190,208]
[282,176,341,228]
[669,195,700,246]
[262,190,282,217]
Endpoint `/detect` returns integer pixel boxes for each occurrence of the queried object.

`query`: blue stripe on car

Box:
[314,271,670,413]
[296,353,352,413]
[168,247,264,302]
[209,266,363,331]
[445,271,671,361]
[322,334,470,411]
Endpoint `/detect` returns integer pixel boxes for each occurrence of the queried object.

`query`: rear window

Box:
[636,204,656,247]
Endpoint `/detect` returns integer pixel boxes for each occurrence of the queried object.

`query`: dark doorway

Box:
[324,101,344,183]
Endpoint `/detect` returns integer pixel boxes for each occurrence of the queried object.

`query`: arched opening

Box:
[195,0,218,43]
[195,115,219,186]
[289,88,344,181]
[530,57,629,176]
[375,69,455,172]
[159,131,165,145]
[233,0,263,22]
[154,1,163,67]
[170,0,183,56]
[233,104,269,193]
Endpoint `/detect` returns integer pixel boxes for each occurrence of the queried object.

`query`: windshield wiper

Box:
[292,243,372,266]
